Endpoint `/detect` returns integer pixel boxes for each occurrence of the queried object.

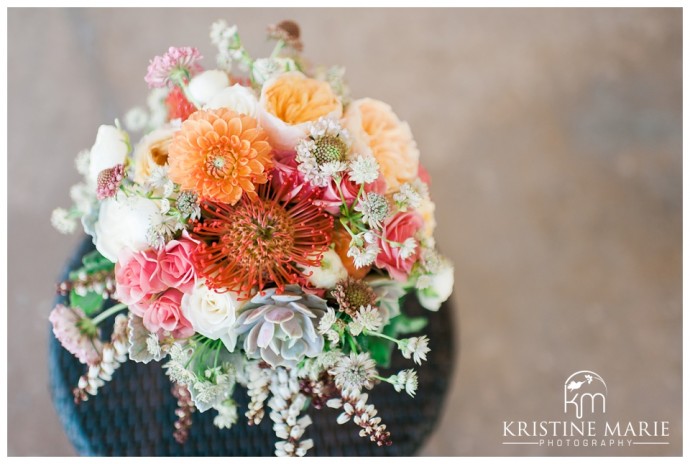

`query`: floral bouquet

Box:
[50,19,454,456]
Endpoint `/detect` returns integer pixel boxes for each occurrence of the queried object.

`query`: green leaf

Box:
[359,335,394,368]
[69,289,104,316]
[68,250,114,280]
[389,314,428,336]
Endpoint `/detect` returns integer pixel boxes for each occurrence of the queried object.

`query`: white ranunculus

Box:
[301,249,348,289]
[88,125,129,187]
[181,280,244,350]
[416,262,455,311]
[93,192,161,262]
[188,69,230,106]
[204,84,259,118]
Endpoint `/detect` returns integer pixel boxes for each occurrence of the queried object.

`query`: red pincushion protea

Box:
[190,178,334,299]
[166,86,197,121]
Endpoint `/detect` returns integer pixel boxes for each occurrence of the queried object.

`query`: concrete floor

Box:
[7,8,682,456]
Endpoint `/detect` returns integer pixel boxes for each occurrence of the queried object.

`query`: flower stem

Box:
[365,330,400,345]
[270,39,286,58]
[92,303,128,326]
[347,335,358,354]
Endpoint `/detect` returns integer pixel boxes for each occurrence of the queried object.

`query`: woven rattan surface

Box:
[49,237,456,456]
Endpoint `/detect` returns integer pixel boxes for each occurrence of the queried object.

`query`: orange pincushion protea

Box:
[191,179,334,299]
[167,108,273,205]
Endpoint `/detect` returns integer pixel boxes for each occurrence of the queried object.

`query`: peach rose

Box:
[344,98,419,194]
[132,125,177,184]
[258,72,342,150]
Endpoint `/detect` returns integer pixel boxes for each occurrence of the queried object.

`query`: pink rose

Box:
[375,211,424,281]
[315,174,359,215]
[158,232,198,292]
[115,248,167,308]
[142,289,194,338]
[271,149,318,202]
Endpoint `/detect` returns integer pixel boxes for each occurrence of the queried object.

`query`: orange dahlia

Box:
[167,108,273,205]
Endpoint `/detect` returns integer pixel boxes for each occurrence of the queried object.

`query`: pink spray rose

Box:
[158,232,198,293]
[142,289,194,338]
[376,211,424,281]
[115,248,167,308]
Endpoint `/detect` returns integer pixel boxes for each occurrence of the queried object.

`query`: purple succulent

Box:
[229,285,329,368]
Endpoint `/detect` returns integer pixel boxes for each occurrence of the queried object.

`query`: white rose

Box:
[300,249,348,289]
[181,280,244,351]
[93,192,161,262]
[88,125,129,187]
[188,69,230,106]
[251,57,297,85]
[204,84,258,118]
[417,262,454,311]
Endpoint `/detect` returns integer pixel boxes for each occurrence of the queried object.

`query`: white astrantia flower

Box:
[317,307,337,335]
[397,237,417,260]
[189,69,230,106]
[146,213,185,249]
[124,106,149,132]
[251,57,298,86]
[210,19,238,47]
[316,307,340,347]
[75,149,91,177]
[347,241,379,269]
[348,305,382,336]
[295,118,350,187]
[329,352,378,391]
[51,208,76,234]
[182,280,245,351]
[354,192,389,230]
[348,154,379,185]
[300,248,348,289]
[416,258,454,311]
[393,182,423,212]
[205,84,259,118]
[70,182,95,213]
[146,88,169,129]
[398,335,431,365]
[145,332,163,359]
[390,369,418,397]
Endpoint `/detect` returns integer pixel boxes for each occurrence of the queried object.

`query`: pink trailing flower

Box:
[115,248,167,308]
[375,211,424,281]
[49,304,102,364]
[141,289,194,338]
[145,46,203,88]
[157,232,198,293]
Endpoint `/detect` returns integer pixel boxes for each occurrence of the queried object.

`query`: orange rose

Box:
[258,72,342,150]
[344,98,419,194]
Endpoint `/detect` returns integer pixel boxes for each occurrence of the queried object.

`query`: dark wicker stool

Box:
[49,237,456,456]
